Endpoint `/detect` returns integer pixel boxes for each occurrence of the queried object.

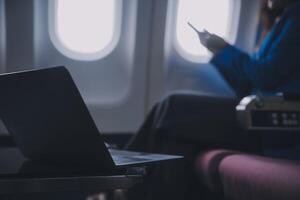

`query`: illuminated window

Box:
[49,0,121,60]
[175,0,240,60]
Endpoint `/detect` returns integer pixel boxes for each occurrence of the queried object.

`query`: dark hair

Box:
[261,4,283,30]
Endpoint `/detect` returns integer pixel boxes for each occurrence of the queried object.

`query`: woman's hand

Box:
[197,30,228,55]
[187,23,228,55]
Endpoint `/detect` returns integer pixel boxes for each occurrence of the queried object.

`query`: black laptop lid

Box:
[0,66,115,169]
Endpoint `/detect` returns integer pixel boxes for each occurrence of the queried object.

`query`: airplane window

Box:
[50,0,120,60]
[175,0,240,61]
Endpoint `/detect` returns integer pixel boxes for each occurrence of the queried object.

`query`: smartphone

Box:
[187,22,201,33]
[187,22,209,37]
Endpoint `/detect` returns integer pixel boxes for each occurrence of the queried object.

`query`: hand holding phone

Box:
[187,21,228,55]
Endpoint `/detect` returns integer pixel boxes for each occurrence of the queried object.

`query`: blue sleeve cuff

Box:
[210,45,251,97]
[210,45,241,73]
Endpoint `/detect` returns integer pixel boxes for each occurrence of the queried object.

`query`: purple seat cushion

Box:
[219,154,300,200]
[195,149,238,192]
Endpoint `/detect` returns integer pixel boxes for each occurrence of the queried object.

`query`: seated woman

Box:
[127,0,300,200]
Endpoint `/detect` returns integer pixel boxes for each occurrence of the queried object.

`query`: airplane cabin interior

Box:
[0,0,300,200]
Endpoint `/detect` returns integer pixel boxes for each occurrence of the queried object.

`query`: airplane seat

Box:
[195,95,300,200]
[195,149,300,200]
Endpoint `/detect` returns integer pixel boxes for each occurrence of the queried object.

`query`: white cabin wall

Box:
[0,0,6,135]
[0,0,5,73]
[5,0,34,72]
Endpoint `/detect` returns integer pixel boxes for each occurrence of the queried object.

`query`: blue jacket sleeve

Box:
[211,15,300,97]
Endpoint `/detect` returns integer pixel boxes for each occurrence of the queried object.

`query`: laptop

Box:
[0,66,182,170]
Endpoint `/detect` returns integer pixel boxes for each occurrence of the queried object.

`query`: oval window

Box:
[176,0,239,60]
[50,0,121,60]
